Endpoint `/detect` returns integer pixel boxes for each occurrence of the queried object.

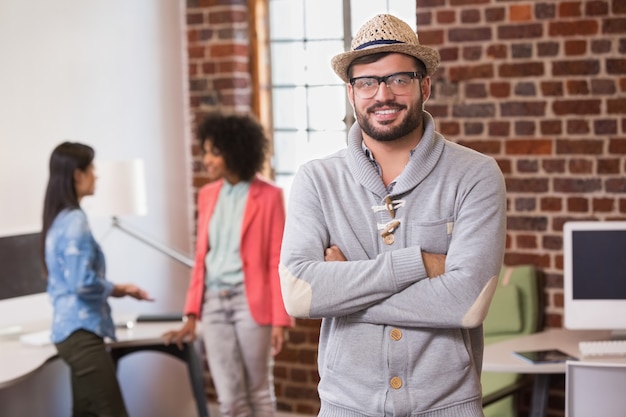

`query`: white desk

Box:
[0,320,209,417]
[483,328,626,417]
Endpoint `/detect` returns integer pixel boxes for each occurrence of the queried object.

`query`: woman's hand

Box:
[271,326,285,357]
[162,315,197,350]
[112,284,154,301]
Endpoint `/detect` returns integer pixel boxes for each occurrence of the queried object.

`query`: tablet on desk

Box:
[513,348,578,364]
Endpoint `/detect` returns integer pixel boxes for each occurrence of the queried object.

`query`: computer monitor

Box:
[0,232,45,300]
[563,221,626,338]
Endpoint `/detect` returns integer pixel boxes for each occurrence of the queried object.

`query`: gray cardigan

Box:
[279,112,506,417]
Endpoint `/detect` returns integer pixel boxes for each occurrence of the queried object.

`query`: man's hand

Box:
[324,245,347,262]
[422,251,446,277]
[162,315,197,350]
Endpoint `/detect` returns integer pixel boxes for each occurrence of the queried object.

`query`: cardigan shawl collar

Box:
[346,111,445,198]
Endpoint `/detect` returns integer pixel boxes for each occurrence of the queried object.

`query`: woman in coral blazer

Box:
[164,112,292,417]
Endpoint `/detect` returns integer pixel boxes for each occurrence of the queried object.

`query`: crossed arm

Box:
[324,245,446,278]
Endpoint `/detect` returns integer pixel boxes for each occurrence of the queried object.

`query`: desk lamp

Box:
[82,159,193,268]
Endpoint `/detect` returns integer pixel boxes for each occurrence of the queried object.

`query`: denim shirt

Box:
[45,208,116,343]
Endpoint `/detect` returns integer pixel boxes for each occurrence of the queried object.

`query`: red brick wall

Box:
[187,0,253,191]
[185,1,626,416]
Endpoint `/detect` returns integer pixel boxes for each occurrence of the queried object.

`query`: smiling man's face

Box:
[348,53,430,143]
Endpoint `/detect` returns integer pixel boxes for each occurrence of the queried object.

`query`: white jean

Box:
[201,286,276,417]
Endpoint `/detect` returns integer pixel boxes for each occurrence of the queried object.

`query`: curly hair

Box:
[196,111,268,182]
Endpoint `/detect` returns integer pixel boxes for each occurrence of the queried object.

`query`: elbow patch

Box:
[461,275,498,328]
[279,264,313,318]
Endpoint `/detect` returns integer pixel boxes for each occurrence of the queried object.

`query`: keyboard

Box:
[579,339,626,357]
[136,313,183,322]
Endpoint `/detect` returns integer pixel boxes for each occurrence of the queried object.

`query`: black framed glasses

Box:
[349,72,423,99]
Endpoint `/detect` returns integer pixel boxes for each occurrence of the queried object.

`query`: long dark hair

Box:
[41,142,94,276]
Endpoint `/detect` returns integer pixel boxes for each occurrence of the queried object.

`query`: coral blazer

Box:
[183,175,292,327]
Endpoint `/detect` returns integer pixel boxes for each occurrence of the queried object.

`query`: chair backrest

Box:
[483,265,541,344]
[566,360,626,417]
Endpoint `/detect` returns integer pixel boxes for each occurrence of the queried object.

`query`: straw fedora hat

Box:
[331,14,441,83]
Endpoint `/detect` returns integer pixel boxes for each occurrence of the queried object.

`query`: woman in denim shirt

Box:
[42,142,153,417]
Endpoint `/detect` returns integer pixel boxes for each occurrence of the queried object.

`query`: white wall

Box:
[0,0,193,316]
[0,1,199,415]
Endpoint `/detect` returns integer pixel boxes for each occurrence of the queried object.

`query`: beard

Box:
[356,93,424,142]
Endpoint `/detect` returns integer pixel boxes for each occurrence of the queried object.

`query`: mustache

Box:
[367,101,406,112]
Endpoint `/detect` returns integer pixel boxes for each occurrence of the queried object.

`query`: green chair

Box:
[482,265,542,417]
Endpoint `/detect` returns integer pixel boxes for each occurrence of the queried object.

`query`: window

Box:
[268,0,416,202]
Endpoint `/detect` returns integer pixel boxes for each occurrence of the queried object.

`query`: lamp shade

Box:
[82,159,148,218]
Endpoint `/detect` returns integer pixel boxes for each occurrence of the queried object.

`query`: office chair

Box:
[482,265,542,417]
